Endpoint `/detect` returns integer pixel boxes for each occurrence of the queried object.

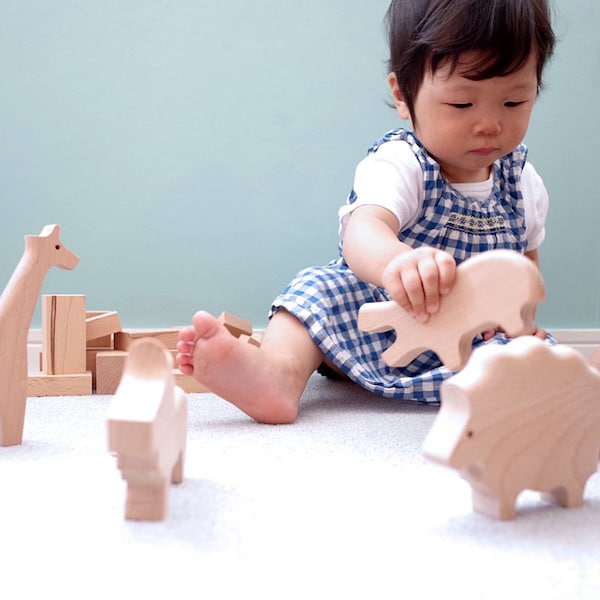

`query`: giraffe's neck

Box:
[0,250,48,338]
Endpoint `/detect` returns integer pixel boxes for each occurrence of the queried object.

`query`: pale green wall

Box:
[0,0,598,330]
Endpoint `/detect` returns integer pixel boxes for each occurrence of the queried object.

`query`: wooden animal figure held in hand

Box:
[358,249,546,371]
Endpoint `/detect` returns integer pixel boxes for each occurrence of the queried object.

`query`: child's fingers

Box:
[482,328,499,341]
[383,248,457,322]
[389,286,415,318]
[413,250,456,316]
[505,327,546,340]
[400,263,429,320]
[382,249,440,320]
[417,252,444,315]
[433,251,457,295]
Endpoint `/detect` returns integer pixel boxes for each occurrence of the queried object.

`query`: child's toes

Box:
[178,326,197,344]
[176,339,195,355]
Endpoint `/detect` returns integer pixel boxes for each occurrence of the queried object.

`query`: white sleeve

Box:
[521,161,549,251]
[338,141,424,238]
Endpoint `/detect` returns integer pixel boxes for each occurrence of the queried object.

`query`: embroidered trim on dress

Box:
[446,212,506,234]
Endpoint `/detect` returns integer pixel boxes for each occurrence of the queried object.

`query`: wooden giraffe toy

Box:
[422,336,600,520]
[357,249,545,371]
[0,224,79,446]
[107,337,188,521]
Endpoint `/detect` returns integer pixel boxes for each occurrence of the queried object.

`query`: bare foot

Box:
[176,311,319,424]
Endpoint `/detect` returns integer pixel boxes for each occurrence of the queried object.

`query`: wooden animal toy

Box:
[107,337,187,521]
[422,336,600,520]
[0,224,79,446]
[357,249,545,371]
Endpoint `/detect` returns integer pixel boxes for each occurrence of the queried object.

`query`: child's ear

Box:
[388,73,411,121]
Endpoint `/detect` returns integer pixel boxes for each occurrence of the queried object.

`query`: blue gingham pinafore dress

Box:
[271,129,532,403]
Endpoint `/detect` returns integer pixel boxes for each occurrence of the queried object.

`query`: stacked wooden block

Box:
[27,298,260,397]
[28,295,92,396]
[94,327,208,395]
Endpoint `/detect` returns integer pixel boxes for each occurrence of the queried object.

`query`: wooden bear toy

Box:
[107,337,188,521]
[357,249,546,371]
[422,336,600,520]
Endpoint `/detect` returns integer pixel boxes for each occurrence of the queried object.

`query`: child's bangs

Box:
[438,45,534,81]
[422,0,540,81]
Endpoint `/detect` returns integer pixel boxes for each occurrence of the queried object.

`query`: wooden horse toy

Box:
[422,336,600,520]
[107,337,188,521]
[0,224,79,446]
[357,249,546,371]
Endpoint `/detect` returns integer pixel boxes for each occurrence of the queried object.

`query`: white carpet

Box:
[2,374,600,599]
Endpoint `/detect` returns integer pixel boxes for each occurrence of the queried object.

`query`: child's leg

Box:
[176,310,324,424]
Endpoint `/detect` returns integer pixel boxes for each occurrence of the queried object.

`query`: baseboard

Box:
[29,328,43,344]
[28,329,42,373]
[27,328,600,371]
[547,329,600,357]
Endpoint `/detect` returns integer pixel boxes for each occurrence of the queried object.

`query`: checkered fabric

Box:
[271,129,546,403]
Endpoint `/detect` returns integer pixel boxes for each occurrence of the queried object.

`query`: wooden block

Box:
[422,337,600,520]
[218,312,252,338]
[88,335,113,349]
[174,370,209,393]
[96,350,209,394]
[86,348,103,387]
[107,337,187,521]
[358,250,546,371]
[42,294,87,375]
[86,311,114,348]
[86,311,122,343]
[44,345,101,374]
[115,329,180,351]
[96,351,129,394]
[27,372,92,396]
[239,333,261,347]
[86,349,98,368]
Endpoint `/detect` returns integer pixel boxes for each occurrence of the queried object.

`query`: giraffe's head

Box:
[26,224,79,270]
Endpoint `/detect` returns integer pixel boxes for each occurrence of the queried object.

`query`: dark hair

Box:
[386,0,556,120]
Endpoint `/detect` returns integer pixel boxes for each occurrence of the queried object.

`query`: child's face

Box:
[389,52,539,183]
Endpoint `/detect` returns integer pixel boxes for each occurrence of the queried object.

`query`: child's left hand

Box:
[482,327,548,341]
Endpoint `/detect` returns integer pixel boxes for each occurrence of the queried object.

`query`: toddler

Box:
[177,0,556,423]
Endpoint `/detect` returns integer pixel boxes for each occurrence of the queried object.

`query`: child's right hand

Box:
[381,247,457,322]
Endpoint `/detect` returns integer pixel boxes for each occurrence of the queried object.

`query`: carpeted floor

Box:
[2,373,600,599]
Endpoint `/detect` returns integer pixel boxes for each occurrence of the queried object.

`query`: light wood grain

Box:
[358,250,545,370]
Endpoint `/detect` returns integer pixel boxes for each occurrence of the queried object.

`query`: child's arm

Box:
[343,205,456,322]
